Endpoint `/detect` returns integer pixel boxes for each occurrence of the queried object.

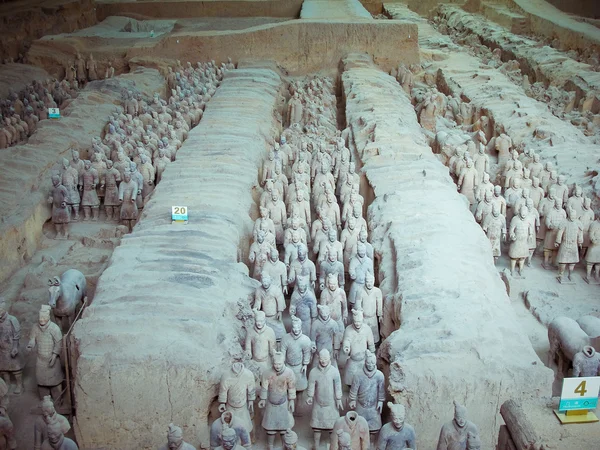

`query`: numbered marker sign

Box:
[48,108,60,119]
[559,377,600,411]
[171,206,188,222]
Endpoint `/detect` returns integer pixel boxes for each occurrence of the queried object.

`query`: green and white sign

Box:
[48,108,60,119]
[559,377,600,411]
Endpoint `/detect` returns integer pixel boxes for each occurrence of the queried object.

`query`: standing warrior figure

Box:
[253,274,285,340]
[436,401,480,450]
[27,306,63,403]
[118,171,139,232]
[377,403,416,450]
[61,158,80,221]
[245,310,276,379]
[508,205,533,277]
[349,350,385,437]
[348,243,374,308]
[341,309,375,386]
[281,316,312,392]
[34,396,70,450]
[289,279,317,337]
[0,298,23,395]
[306,349,343,450]
[218,362,256,434]
[331,412,369,450]
[79,160,100,221]
[158,423,196,450]
[103,160,121,222]
[354,273,382,344]
[48,175,70,239]
[259,352,296,450]
[210,411,251,450]
[555,206,583,283]
[41,420,78,450]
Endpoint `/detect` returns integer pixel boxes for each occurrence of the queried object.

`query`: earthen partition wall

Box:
[341,53,554,449]
[71,67,282,449]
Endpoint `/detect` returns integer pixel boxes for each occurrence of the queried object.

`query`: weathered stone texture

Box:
[71,68,282,450]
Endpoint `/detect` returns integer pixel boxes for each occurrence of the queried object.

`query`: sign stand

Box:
[171,206,188,224]
[554,376,600,424]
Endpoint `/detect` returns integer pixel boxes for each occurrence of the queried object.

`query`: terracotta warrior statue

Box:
[0,298,23,394]
[245,310,276,378]
[86,54,98,81]
[436,401,480,450]
[331,411,370,450]
[349,350,385,438]
[354,274,382,344]
[288,244,317,291]
[289,278,317,337]
[319,246,345,292]
[306,349,343,450]
[118,171,139,232]
[258,351,296,450]
[218,362,256,434]
[320,274,347,338]
[341,309,375,386]
[310,305,339,368]
[572,346,600,377]
[482,203,506,264]
[27,305,63,402]
[555,206,583,283]
[279,429,307,450]
[79,160,100,221]
[41,420,78,450]
[253,274,285,340]
[61,158,80,221]
[543,195,566,269]
[48,175,70,239]
[249,231,273,280]
[103,160,121,222]
[210,411,251,450]
[214,426,245,450]
[377,403,416,450]
[158,423,196,450]
[281,316,312,393]
[348,243,374,308]
[508,205,533,277]
[34,396,70,450]
[585,217,600,283]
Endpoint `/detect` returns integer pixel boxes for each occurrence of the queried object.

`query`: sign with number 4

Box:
[559,377,600,411]
[171,206,188,223]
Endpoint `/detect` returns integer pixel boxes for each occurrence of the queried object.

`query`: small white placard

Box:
[559,376,600,411]
[171,206,188,223]
[48,108,60,119]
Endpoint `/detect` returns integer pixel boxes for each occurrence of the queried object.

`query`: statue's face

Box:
[222,438,236,450]
[255,317,266,330]
[42,406,56,424]
[47,427,62,445]
[391,410,405,429]
[168,436,183,449]
[454,412,466,428]
[366,278,374,289]
[319,353,331,368]
[39,314,50,327]
[261,277,271,290]
[292,321,302,336]
[358,246,366,258]
[273,360,284,373]
[298,248,306,261]
[365,356,377,371]
[353,316,362,329]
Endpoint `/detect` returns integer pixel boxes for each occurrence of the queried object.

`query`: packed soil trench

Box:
[2,1,600,449]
